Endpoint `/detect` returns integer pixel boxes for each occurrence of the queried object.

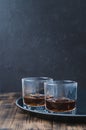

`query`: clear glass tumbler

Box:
[22,77,53,110]
[44,80,77,114]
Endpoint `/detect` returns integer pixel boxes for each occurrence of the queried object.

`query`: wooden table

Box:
[0,92,86,130]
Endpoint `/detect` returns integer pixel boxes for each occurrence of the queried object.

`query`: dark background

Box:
[0,0,86,95]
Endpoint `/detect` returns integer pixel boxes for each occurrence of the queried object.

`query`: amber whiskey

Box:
[46,97,76,112]
[24,94,45,106]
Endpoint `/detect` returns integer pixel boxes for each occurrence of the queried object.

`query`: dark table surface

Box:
[0,92,86,129]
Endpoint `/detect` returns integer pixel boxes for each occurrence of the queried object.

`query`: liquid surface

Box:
[24,94,45,106]
[46,97,76,112]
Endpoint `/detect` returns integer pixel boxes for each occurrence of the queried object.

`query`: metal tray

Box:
[16,97,86,123]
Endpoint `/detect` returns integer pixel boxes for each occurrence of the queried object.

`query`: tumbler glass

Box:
[44,80,77,114]
[22,77,53,110]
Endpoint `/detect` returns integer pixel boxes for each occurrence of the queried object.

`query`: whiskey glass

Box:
[22,77,53,110]
[44,80,77,114]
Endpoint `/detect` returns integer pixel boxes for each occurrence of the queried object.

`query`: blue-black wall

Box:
[0,0,86,92]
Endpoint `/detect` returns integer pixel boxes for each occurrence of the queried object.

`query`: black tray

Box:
[16,97,86,123]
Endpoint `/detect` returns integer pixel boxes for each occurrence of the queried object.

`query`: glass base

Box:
[45,107,77,115]
[23,103,45,111]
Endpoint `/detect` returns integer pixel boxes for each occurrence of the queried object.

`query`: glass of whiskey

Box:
[22,77,53,110]
[44,80,77,114]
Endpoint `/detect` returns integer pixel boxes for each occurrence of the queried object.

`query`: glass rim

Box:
[45,80,77,85]
[22,77,53,82]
